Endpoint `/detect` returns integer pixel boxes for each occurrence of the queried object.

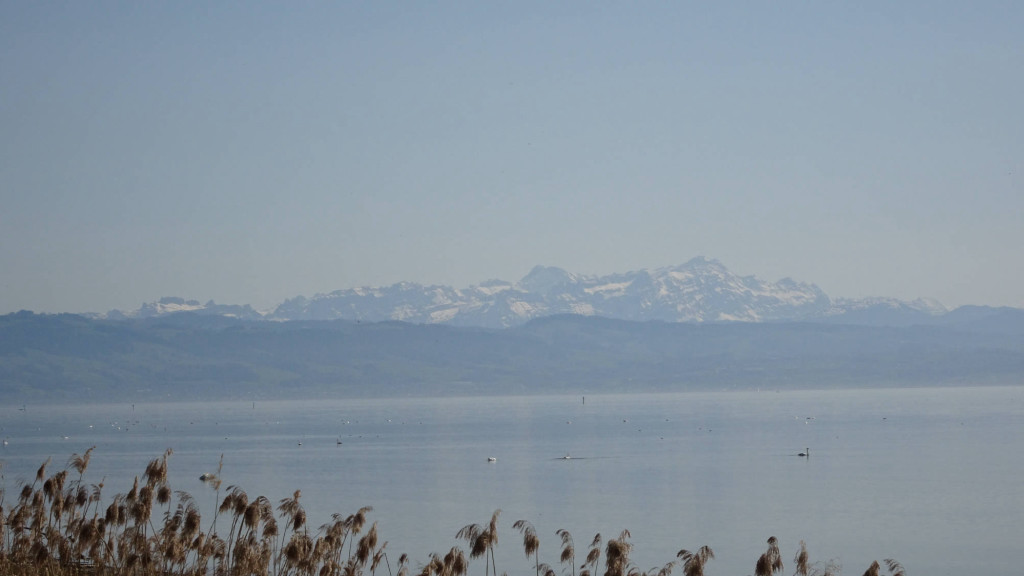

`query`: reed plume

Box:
[396,552,410,576]
[485,509,500,576]
[420,546,467,576]
[456,510,499,576]
[276,489,306,575]
[347,506,374,561]
[858,557,906,576]
[794,540,809,576]
[754,536,783,576]
[370,539,389,576]
[580,533,601,576]
[602,529,632,576]
[676,545,713,576]
[454,522,485,573]
[512,520,540,576]
[882,558,905,576]
[67,446,95,511]
[555,528,575,576]
[355,521,379,566]
[34,457,51,488]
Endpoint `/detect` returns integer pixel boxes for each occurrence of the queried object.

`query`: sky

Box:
[2,2,1022,315]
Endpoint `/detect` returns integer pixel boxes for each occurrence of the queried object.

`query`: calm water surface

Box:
[2,386,1022,575]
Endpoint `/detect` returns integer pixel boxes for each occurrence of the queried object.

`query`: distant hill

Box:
[2,310,1023,403]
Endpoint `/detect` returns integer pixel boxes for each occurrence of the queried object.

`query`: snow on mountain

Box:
[814,296,949,326]
[830,296,948,315]
[103,297,264,321]
[262,256,832,327]
[95,258,952,328]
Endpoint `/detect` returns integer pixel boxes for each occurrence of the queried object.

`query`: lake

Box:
[2,386,1022,575]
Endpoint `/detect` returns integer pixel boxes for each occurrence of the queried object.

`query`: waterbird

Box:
[798,448,810,457]
[487,457,497,462]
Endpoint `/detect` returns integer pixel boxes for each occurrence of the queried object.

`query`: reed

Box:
[602,529,632,576]
[0,451,904,576]
[676,545,713,576]
[794,540,809,576]
[580,533,602,576]
[511,520,539,576]
[555,528,574,576]
[456,510,500,576]
[754,536,783,576]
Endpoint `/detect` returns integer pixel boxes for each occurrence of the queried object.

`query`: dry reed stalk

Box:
[794,540,810,576]
[676,545,714,576]
[580,532,601,576]
[454,524,485,576]
[2,449,913,576]
[602,529,632,576]
[555,528,574,576]
[511,520,539,576]
[883,558,905,576]
[754,536,783,576]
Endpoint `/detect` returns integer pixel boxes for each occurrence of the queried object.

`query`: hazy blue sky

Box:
[2,2,1022,314]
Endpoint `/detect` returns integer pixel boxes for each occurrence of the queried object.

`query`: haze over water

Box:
[2,386,1021,576]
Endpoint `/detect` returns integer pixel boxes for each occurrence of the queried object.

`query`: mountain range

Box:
[98,257,959,328]
[5,256,1024,402]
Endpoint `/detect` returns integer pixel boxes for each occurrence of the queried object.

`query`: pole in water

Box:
[582,396,585,405]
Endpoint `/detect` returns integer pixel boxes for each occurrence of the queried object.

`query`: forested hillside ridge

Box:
[0,449,905,576]
[89,258,963,328]
[2,309,1023,403]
